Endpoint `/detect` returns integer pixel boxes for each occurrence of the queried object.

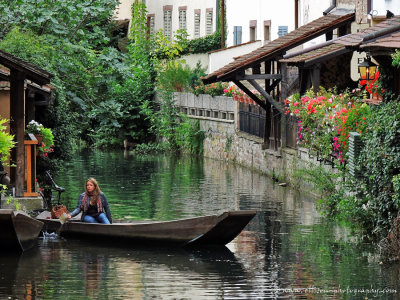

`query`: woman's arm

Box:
[69,193,84,218]
[101,193,112,224]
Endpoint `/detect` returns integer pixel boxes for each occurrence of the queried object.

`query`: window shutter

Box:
[194,12,201,38]
[278,26,288,37]
[164,10,172,39]
[179,10,186,30]
[206,11,213,35]
[234,26,242,45]
[149,16,155,35]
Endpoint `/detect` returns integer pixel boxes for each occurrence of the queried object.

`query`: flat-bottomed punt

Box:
[0,209,43,252]
[37,210,257,247]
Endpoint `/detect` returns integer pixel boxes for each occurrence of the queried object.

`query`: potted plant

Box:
[25,120,54,157]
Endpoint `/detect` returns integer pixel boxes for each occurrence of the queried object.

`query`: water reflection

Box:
[2,151,400,299]
[1,236,256,299]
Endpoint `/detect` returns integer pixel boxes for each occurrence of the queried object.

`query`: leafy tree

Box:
[0,0,119,47]
[0,1,154,149]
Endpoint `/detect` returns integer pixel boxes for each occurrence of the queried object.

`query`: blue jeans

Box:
[83,213,110,224]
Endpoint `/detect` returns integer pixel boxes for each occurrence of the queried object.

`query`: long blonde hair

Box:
[86,177,101,201]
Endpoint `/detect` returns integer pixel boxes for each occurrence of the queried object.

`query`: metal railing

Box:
[239,110,265,138]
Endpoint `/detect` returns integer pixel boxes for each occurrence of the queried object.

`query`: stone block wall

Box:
[173,92,335,184]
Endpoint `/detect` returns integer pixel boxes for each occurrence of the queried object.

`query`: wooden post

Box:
[312,63,321,94]
[280,63,288,148]
[24,135,38,197]
[10,70,26,197]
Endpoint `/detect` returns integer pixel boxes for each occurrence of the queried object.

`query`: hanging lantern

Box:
[358,56,377,81]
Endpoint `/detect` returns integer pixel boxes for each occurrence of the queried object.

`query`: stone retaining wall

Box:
[173,92,337,184]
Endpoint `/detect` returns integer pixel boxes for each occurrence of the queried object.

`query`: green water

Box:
[1,150,399,299]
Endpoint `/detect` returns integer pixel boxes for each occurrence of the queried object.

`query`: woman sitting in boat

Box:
[68,178,112,224]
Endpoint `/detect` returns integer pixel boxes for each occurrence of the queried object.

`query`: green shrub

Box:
[182,32,222,55]
[0,118,15,165]
[158,60,193,92]
[354,100,400,236]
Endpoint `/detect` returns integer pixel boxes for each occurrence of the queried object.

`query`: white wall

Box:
[208,41,262,74]
[145,0,217,39]
[371,0,400,16]
[180,53,209,71]
[299,0,331,48]
[225,0,296,48]
[115,0,135,20]
[225,0,332,48]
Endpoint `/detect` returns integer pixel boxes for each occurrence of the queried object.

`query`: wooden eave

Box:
[280,43,350,67]
[335,15,400,47]
[278,16,400,68]
[360,30,400,52]
[0,50,53,85]
[202,12,355,84]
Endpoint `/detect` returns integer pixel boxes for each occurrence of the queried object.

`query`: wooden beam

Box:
[247,79,283,112]
[233,80,268,111]
[10,69,26,197]
[252,64,261,74]
[235,73,282,80]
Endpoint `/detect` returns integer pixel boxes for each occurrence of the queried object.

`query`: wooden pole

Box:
[10,70,26,197]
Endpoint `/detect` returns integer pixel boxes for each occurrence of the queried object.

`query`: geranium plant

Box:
[193,82,228,96]
[285,88,371,163]
[360,70,385,99]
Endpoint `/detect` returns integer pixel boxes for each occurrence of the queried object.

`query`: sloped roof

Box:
[336,15,400,47]
[279,15,400,65]
[361,28,400,49]
[0,50,53,85]
[202,11,355,84]
[280,42,348,66]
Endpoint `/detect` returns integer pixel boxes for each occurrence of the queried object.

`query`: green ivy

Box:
[392,49,400,68]
[353,100,400,236]
[182,32,222,55]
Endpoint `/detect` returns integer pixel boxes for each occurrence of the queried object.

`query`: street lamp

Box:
[358,56,377,83]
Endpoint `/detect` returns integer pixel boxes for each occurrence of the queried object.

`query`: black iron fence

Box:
[239,103,298,149]
[239,103,265,139]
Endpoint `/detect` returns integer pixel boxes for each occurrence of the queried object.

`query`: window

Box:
[278,26,288,37]
[147,15,155,35]
[163,6,172,39]
[179,7,187,31]
[194,9,201,38]
[249,20,257,41]
[264,20,271,41]
[233,26,242,45]
[206,8,213,35]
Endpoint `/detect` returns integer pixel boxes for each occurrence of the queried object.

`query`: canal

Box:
[1,150,399,299]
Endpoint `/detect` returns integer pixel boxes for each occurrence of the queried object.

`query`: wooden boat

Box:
[0,209,44,252]
[36,210,257,247]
